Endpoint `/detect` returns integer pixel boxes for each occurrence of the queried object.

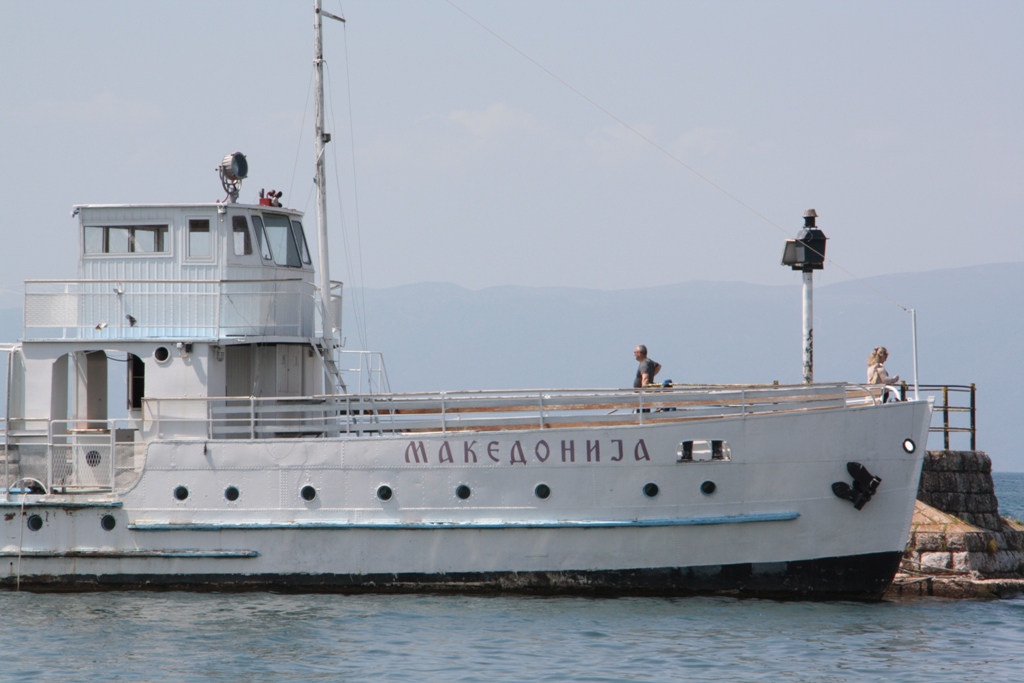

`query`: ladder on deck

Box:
[314,339,347,394]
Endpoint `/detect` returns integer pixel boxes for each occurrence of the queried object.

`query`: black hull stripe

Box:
[1,551,903,600]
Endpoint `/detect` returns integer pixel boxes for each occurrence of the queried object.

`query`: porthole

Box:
[535,484,551,500]
[456,484,471,500]
[85,450,102,467]
[643,483,659,498]
[174,485,189,501]
[224,486,240,502]
[101,514,116,531]
[300,485,317,502]
[377,485,393,501]
[902,439,916,454]
[27,514,43,531]
[154,346,170,363]
[700,480,717,496]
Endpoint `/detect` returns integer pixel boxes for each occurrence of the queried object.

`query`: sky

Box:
[1,0,1022,309]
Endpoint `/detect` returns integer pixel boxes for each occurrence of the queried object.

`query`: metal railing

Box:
[1,419,145,496]
[23,278,316,340]
[337,350,391,395]
[137,382,877,441]
[904,383,976,450]
[0,382,889,493]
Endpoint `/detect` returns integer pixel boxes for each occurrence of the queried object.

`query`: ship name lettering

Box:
[534,440,550,462]
[405,441,428,464]
[611,439,624,461]
[402,438,653,466]
[510,441,527,465]
[634,439,650,461]
[438,441,454,463]
[561,440,575,462]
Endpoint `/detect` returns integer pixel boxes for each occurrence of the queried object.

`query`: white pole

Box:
[802,270,813,384]
[910,308,920,400]
[314,0,334,350]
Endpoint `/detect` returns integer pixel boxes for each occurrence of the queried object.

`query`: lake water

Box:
[994,472,1024,522]
[1,475,1022,682]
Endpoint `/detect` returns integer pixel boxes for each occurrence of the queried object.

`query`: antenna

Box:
[218,152,248,203]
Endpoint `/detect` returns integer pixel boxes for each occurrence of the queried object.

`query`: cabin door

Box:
[225,346,253,397]
[277,345,303,396]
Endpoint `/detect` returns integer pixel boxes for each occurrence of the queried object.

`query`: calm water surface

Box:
[2,592,1024,682]
[995,472,1024,521]
[0,476,1022,682]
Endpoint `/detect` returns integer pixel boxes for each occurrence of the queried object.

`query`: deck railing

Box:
[0,382,899,495]
[23,278,316,340]
[904,384,977,450]
[337,350,392,395]
[1,419,145,496]
[138,382,878,440]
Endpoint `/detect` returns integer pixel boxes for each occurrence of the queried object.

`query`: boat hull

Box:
[1,398,931,599]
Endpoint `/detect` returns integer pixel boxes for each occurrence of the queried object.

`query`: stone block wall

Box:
[917,450,1001,531]
[907,523,1024,576]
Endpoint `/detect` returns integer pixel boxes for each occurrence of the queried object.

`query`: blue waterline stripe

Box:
[0,549,258,559]
[129,511,799,532]
[0,500,123,508]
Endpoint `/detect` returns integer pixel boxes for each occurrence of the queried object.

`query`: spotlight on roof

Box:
[219,152,248,181]
[217,152,248,203]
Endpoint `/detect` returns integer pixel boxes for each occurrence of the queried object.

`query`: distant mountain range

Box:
[2,262,1021,470]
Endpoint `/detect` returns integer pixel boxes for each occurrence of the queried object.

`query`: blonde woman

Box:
[867,347,900,402]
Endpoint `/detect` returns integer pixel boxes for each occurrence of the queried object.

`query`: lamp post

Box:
[781,209,827,384]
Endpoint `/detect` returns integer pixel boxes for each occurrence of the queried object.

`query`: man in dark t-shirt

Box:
[633,345,662,388]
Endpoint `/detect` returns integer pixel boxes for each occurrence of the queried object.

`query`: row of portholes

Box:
[644,481,716,497]
[175,485,248,502]
[24,480,721,531]
[25,514,117,532]
[167,480,719,505]
[173,484,314,503]
[372,481,718,501]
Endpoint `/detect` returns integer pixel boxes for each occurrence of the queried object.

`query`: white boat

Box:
[0,2,931,598]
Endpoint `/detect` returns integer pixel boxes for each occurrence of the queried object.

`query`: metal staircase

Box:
[314,339,347,394]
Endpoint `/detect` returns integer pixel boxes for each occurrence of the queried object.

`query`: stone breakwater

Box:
[901,501,1024,576]
[888,450,1024,599]
[917,450,1002,531]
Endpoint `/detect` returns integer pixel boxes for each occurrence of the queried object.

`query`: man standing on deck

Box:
[633,345,662,388]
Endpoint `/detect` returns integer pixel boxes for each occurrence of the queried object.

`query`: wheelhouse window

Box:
[133,227,164,253]
[232,215,253,256]
[108,227,131,253]
[83,225,168,254]
[262,214,302,268]
[188,219,211,258]
[290,220,312,265]
[251,215,273,261]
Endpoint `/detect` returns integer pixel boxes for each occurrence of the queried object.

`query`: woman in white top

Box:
[867,346,900,402]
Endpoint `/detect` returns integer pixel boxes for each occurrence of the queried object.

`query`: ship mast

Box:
[314,1,344,361]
